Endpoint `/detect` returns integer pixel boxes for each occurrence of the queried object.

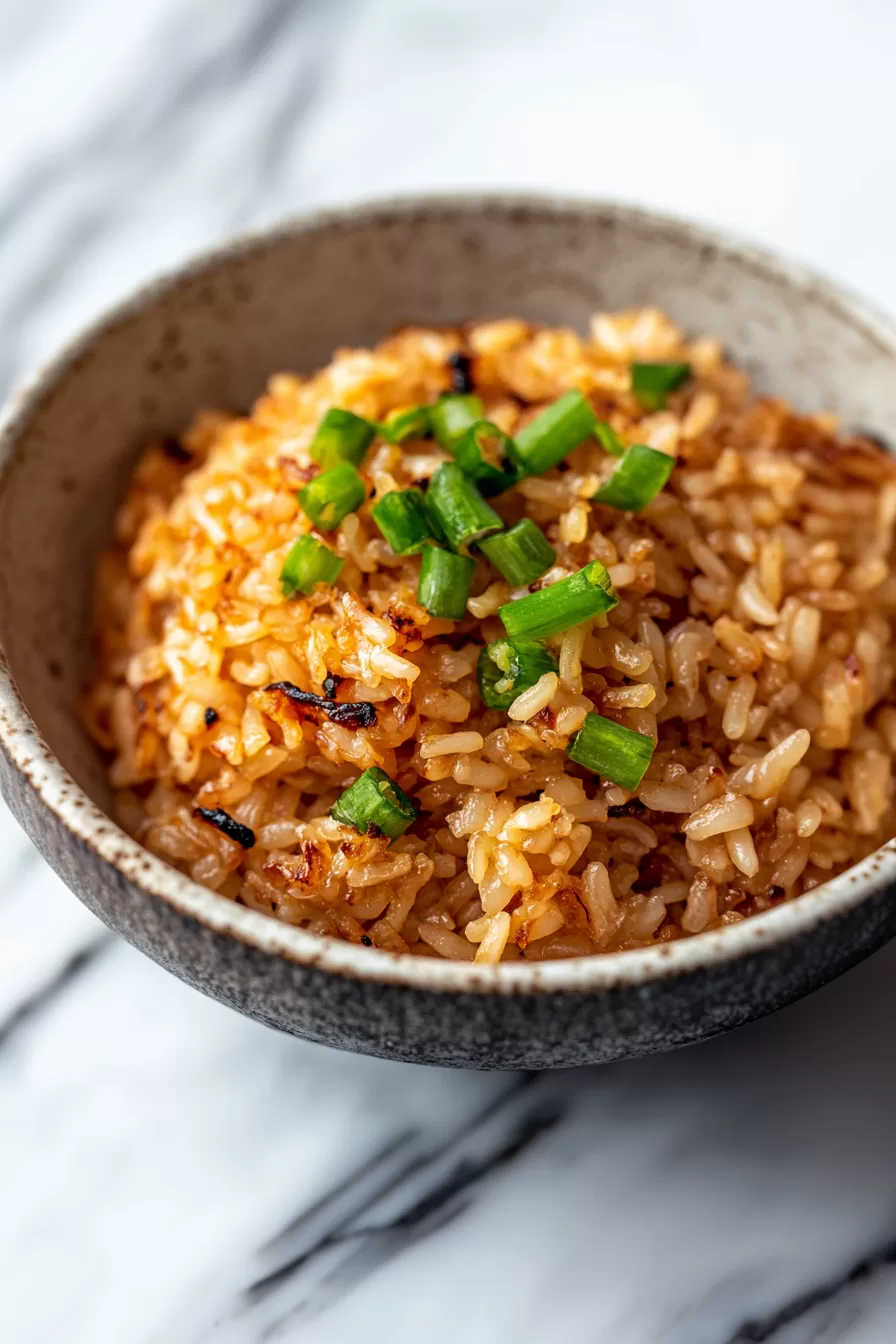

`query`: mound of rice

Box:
[83,308,896,962]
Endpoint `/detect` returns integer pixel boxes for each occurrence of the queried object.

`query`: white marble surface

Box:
[5,1,896,1340]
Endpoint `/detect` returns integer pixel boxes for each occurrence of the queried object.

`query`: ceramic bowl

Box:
[2,195,896,1070]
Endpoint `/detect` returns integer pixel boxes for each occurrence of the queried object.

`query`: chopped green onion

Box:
[425,462,503,555]
[299,462,366,531]
[371,488,436,555]
[594,419,626,458]
[630,362,691,411]
[422,501,449,546]
[417,543,475,620]
[309,408,377,468]
[511,390,598,476]
[478,519,556,586]
[280,534,344,597]
[451,421,521,495]
[566,712,655,790]
[478,638,558,711]
[593,443,675,512]
[429,394,484,448]
[331,766,418,840]
[382,405,431,443]
[499,560,617,641]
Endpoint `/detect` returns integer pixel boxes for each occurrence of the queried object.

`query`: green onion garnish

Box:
[371,488,436,556]
[593,443,675,512]
[451,421,520,496]
[281,534,344,598]
[478,638,558,711]
[425,462,503,555]
[309,407,378,468]
[510,390,598,476]
[594,419,626,458]
[331,766,418,840]
[417,543,475,620]
[429,394,484,449]
[299,462,366,531]
[499,560,617,641]
[630,362,691,411]
[382,406,431,443]
[478,519,556,586]
[566,712,655,790]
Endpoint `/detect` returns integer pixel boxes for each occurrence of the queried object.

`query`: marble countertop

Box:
[4,1,896,1340]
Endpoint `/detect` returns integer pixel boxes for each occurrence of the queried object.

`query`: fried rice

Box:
[83,307,896,963]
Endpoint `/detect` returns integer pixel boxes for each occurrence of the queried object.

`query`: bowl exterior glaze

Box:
[2,195,896,1069]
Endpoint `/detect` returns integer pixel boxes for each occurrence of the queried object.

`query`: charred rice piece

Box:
[264,681,377,729]
[194,807,256,849]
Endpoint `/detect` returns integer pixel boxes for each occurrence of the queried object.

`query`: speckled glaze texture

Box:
[2,195,896,1070]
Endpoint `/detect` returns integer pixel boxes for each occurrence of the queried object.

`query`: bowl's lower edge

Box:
[4,739,895,1069]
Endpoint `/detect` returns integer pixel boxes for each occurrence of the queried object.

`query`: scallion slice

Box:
[280,534,344,597]
[299,461,366,531]
[566,712,655,790]
[429,394,485,448]
[331,766,418,840]
[382,405,431,443]
[371,488,436,556]
[499,560,617,640]
[593,443,675,511]
[425,462,503,555]
[478,638,558,711]
[451,421,520,495]
[594,419,626,458]
[478,519,556,586]
[417,543,475,620]
[309,407,378,468]
[511,389,598,476]
[630,362,691,411]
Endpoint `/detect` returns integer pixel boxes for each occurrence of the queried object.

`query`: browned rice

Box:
[83,308,896,963]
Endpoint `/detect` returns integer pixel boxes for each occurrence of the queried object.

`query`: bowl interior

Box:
[2,197,896,820]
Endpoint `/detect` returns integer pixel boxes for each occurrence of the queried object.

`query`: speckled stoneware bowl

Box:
[2,196,896,1070]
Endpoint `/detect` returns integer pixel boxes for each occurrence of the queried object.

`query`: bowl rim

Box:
[3,189,896,997]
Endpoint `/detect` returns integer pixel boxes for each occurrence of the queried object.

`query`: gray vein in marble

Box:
[192,0,354,237]
[229,0,359,231]
[0,0,347,396]
[0,1,300,234]
[0,933,111,1050]
[767,1268,896,1344]
[253,1088,561,1334]
[165,1072,565,1341]
[729,1235,896,1343]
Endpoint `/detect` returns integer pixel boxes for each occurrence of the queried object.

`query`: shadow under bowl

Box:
[2,194,896,1069]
